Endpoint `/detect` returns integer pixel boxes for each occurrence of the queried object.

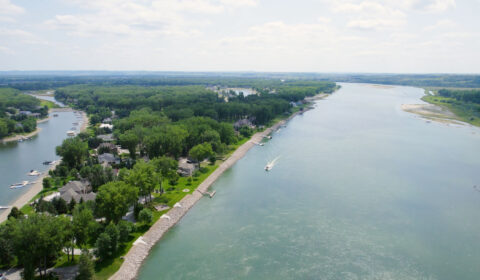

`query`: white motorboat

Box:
[10,181,29,189]
[28,170,41,176]
[265,156,280,171]
[0,206,9,210]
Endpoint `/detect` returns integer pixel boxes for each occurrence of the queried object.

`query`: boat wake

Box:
[265,156,280,171]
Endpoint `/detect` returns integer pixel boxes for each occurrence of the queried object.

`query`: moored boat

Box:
[10,181,29,189]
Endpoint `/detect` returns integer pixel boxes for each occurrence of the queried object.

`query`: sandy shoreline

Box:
[0,161,60,223]
[1,127,43,143]
[400,103,465,125]
[0,108,88,223]
[110,97,324,280]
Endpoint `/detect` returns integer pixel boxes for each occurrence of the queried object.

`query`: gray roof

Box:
[60,190,96,203]
[98,153,120,164]
[59,180,95,203]
[60,181,89,194]
[97,134,114,142]
[177,158,197,176]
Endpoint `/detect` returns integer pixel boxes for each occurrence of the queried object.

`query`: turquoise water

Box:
[0,110,81,208]
[141,83,480,280]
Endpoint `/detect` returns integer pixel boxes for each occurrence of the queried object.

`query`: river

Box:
[139,83,480,280]
[0,102,82,210]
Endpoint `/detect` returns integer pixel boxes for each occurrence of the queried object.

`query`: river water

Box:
[139,83,480,280]
[0,107,81,209]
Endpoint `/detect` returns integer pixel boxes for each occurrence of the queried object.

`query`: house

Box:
[59,180,96,203]
[98,153,120,165]
[177,157,198,177]
[99,123,113,130]
[102,117,112,124]
[19,111,32,116]
[98,142,117,153]
[97,134,114,142]
[233,117,256,130]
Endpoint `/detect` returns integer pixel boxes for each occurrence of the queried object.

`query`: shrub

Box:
[138,208,153,224]
[42,177,52,189]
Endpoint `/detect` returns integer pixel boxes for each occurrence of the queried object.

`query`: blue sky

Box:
[0,0,479,72]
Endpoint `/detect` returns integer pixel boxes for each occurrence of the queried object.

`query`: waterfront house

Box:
[97,134,114,142]
[59,180,96,203]
[98,153,120,166]
[99,123,113,130]
[98,142,117,153]
[177,157,197,177]
[233,117,256,130]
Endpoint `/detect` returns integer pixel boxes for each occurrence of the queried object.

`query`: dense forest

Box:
[1,71,479,89]
[54,81,336,125]
[0,88,48,138]
[437,89,480,104]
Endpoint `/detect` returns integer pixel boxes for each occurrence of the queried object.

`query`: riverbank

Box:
[0,161,60,223]
[110,96,325,280]
[0,109,88,223]
[1,127,43,144]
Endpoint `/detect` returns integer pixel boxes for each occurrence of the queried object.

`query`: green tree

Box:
[95,181,138,223]
[117,221,134,242]
[0,223,14,266]
[73,206,95,248]
[189,143,214,168]
[94,233,112,260]
[138,208,153,224]
[7,207,24,220]
[56,137,89,168]
[126,161,160,203]
[104,222,119,253]
[77,249,95,280]
[11,214,69,279]
[118,131,139,158]
[42,177,52,189]
[0,118,8,138]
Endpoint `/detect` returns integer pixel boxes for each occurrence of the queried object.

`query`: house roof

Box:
[59,180,89,194]
[98,153,119,164]
[97,134,114,142]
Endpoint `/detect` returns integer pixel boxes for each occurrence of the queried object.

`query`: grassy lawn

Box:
[40,99,60,109]
[422,95,480,127]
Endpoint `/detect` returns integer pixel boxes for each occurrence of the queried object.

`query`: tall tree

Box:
[56,137,89,168]
[95,181,138,223]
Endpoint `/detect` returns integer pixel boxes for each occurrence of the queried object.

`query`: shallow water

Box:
[139,83,480,280]
[0,110,81,208]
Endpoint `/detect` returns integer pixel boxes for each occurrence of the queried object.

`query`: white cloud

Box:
[0,45,14,54]
[47,0,258,37]
[424,19,456,31]
[0,0,24,22]
[330,1,406,30]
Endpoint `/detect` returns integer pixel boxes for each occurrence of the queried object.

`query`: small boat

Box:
[265,156,280,171]
[28,170,41,176]
[53,114,59,117]
[259,143,265,146]
[67,130,76,136]
[264,135,272,139]
[43,160,52,165]
[10,181,29,189]
[72,122,79,125]
[0,206,9,210]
